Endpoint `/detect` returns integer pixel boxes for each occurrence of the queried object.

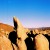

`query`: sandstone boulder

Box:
[35,34,49,50]
[0,34,13,50]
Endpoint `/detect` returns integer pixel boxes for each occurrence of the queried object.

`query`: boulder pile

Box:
[0,17,50,50]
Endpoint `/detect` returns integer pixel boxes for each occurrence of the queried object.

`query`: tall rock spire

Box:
[13,16,28,40]
[13,16,27,50]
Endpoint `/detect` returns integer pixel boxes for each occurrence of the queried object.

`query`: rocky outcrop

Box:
[13,17,28,40]
[13,17,27,50]
[0,17,50,50]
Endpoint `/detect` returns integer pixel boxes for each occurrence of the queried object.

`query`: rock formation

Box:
[13,17,28,40]
[13,17,27,50]
[0,34,13,50]
[35,34,49,50]
[0,17,50,50]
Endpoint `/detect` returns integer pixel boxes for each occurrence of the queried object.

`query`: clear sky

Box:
[0,0,50,28]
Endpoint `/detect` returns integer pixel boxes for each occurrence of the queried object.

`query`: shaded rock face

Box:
[9,31,17,46]
[43,34,50,48]
[0,17,50,50]
[25,37,34,50]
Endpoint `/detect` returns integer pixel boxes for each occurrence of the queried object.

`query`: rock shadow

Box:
[25,31,36,50]
[43,34,50,48]
[9,31,17,46]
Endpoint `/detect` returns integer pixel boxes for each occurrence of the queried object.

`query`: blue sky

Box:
[0,0,50,28]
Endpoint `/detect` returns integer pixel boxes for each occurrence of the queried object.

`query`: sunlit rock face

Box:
[0,34,13,50]
[0,17,50,50]
[13,17,27,50]
[35,34,49,50]
[13,17,28,40]
[0,23,14,38]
